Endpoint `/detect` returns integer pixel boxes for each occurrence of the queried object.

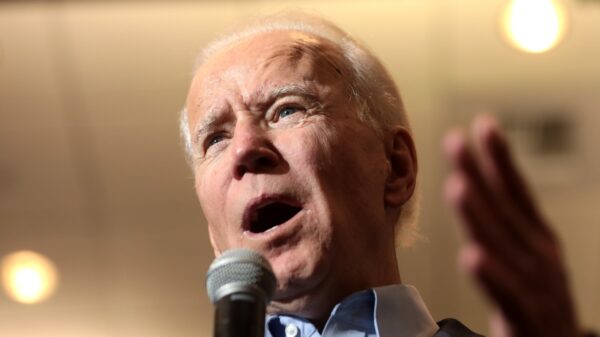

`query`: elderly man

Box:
[180,14,584,337]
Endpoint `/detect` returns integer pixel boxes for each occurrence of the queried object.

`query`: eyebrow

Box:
[265,83,319,102]
[193,82,321,144]
[194,109,225,145]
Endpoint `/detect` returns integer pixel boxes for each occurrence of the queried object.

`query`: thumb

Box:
[490,310,513,337]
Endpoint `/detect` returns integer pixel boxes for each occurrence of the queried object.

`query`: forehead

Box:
[186,30,349,112]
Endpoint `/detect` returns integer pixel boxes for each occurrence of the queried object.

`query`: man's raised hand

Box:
[442,115,583,337]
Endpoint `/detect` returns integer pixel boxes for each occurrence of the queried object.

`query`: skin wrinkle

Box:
[267,41,345,77]
[185,16,584,337]
[187,30,407,327]
[193,38,345,162]
[194,82,326,160]
[187,30,396,154]
[264,37,352,98]
[184,21,410,158]
[179,19,419,252]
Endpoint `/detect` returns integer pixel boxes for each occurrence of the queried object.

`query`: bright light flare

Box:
[1,250,59,304]
[502,0,567,53]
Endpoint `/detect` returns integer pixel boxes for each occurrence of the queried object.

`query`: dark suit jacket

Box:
[434,319,484,337]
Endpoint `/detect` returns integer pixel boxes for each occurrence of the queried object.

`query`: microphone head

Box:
[206,248,276,304]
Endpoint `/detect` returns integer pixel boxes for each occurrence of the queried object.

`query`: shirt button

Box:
[285,323,299,337]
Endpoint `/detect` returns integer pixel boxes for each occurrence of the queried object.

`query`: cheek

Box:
[277,121,370,211]
[316,123,389,219]
[277,120,328,170]
[288,121,336,171]
[195,170,211,212]
[195,159,230,213]
[195,168,229,247]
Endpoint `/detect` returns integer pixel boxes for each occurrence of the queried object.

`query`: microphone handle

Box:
[214,292,266,337]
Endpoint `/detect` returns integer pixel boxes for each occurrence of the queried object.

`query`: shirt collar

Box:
[373,284,438,337]
[266,284,438,337]
[322,288,376,336]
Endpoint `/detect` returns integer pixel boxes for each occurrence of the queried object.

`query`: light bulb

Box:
[1,250,59,304]
[502,0,567,53]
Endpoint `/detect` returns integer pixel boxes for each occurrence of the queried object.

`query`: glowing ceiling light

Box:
[1,250,59,304]
[502,0,567,53]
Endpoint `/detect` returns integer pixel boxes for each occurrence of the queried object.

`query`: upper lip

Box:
[242,194,303,233]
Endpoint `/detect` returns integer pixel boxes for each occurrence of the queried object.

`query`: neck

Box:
[268,256,401,331]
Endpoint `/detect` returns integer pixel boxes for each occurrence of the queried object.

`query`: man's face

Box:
[186,31,397,316]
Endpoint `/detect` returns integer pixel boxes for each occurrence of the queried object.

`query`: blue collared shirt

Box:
[266,284,438,337]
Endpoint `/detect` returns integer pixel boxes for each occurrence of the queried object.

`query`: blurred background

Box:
[1,0,599,336]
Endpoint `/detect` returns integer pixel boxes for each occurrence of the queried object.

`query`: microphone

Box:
[206,249,277,337]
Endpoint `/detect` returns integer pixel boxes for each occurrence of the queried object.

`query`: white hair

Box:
[179,12,419,245]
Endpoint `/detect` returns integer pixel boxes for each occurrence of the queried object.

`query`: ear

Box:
[384,126,418,207]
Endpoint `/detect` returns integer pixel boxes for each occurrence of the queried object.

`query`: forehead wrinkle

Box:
[269,82,320,100]
[240,83,266,110]
[193,105,230,144]
[193,81,323,145]
[264,39,346,79]
[238,82,322,112]
[190,33,347,146]
[192,71,246,142]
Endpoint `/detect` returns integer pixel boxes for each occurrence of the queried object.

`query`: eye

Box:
[278,106,301,119]
[205,132,227,150]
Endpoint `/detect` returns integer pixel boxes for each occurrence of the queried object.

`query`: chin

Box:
[268,280,337,323]
[269,294,313,315]
[266,253,334,318]
[271,262,320,300]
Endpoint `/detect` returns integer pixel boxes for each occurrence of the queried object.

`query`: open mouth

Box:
[246,201,302,234]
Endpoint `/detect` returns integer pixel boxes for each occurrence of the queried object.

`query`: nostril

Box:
[233,145,279,179]
[256,156,276,168]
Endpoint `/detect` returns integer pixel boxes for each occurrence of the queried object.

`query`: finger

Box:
[489,310,512,337]
[443,131,533,268]
[461,241,580,337]
[443,128,490,198]
[443,126,555,277]
[472,115,549,235]
[458,115,557,257]
[460,244,538,337]
[444,171,527,271]
[442,130,509,245]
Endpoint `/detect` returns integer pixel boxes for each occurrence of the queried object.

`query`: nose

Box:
[231,121,280,179]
